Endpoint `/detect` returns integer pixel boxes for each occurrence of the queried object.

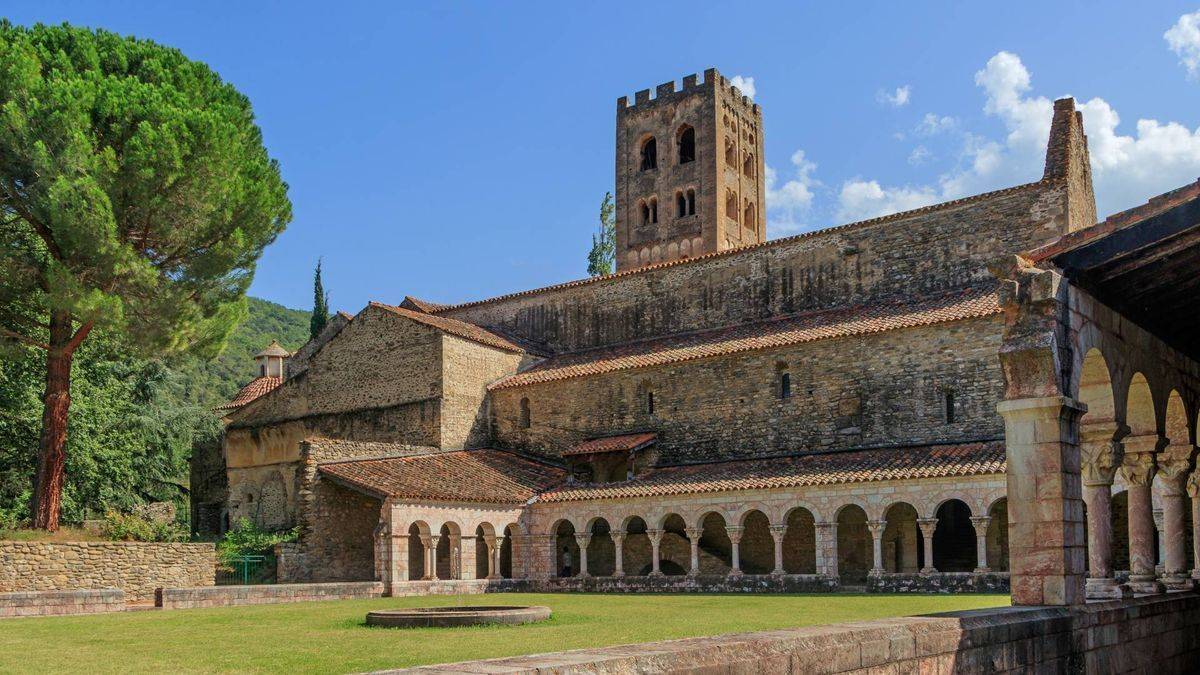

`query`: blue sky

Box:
[8,2,1200,312]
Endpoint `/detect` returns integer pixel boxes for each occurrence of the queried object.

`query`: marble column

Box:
[1080,422,1128,599]
[426,535,439,580]
[1121,441,1165,594]
[648,528,664,576]
[685,527,701,576]
[575,533,592,578]
[917,518,938,575]
[1189,473,1200,582]
[769,525,786,575]
[726,526,744,576]
[970,516,991,573]
[611,530,626,577]
[1159,449,1194,590]
[484,536,498,580]
[867,520,886,576]
[996,396,1088,606]
[815,521,837,578]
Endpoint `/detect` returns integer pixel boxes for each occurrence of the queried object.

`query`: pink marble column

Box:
[574,533,591,578]
[917,518,938,574]
[1121,442,1165,595]
[970,516,991,573]
[769,525,786,575]
[1189,473,1200,582]
[648,528,664,576]
[1080,422,1127,599]
[425,535,439,580]
[1158,450,1194,590]
[685,527,701,576]
[611,530,626,578]
[815,522,837,578]
[867,520,886,576]
[726,526,744,576]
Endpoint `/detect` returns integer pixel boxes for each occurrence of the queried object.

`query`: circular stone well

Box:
[365,605,552,629]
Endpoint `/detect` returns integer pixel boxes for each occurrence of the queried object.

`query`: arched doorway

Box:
[623,516,652,576]
[882,502,922,573]
[836,505,870,582]
[474,524,493,579]
[553,520,578,577]
[782,506,817,574]
[437,522,461,580]
[499,525,515,578]
[586,518,615,577]
[697,512,732,575]
[660,514,691,576]
[986,498,1009,572]
[408,522,428,580]
[932,500,975,572]
[740,510,774,574]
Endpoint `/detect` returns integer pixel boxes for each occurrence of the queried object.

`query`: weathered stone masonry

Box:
[0,542,215,602]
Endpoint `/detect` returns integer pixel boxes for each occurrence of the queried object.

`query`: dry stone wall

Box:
[0,542,215,602]
[494,314,1006,463]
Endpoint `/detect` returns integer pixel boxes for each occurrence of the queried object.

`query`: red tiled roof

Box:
[370,302,529,354]
[561,433,657,457]
[399,296,451,314]
[428,181,1044,314]
[539,442,1004,503]
[490,287,1000,390]
[216,376,282,411]
[1026,179,1200,262]
[318,449,566,504]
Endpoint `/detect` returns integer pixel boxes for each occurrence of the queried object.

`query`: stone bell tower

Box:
[615,67,766,272]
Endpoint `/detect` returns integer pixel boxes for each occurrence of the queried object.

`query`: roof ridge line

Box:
[430,180,1048,313]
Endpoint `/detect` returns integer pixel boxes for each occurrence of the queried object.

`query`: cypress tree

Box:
[310,259,329,339]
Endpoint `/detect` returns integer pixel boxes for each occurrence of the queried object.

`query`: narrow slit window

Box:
[944,391,955,424]
[780,372,791,399]
[519,397,531,429]
[686,189,696,215]
[676,191,686,218]
[640,137,658,171]
[677,125,695,164]
[647,391,655,415]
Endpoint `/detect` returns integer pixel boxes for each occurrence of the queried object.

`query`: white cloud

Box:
[877,85,911,107]
[766,149,819,235]
[1166,11,1200,78]
[916,113,957,136]
[730,75,756,99]
[908,145,931,166]
[838,50,1200,221]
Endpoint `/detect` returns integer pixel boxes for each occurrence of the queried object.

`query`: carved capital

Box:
[725,526,744,544]
[684,527,702,541]
[1080,439,1125,487]
[768,524,787,540]
[917,518,939,537]
[573,533,592,547]
[646,528,664,544]
[1188,472,1200,499]
[866,520,887,536]
[1120,451,1157,487]
[610,530,626,544]
[969,516,992,531]
[1158,455,1193,495]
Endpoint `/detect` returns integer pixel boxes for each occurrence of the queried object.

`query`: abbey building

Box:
[214,68,1200,598]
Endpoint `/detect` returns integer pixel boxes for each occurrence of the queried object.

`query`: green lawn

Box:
[0,592,1009,673]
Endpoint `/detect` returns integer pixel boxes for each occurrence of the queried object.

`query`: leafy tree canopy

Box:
[587,192,615,277]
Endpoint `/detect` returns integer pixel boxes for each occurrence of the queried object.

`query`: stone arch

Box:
[408,521,431,580]
[1125,372,1157,438]
[986,498,1009,572]
[679,238,691,258]
[697,511,732,575]
[499,524,516,579]
[676,124,695,164]
[553,519,578,578]
[626,250,639,269]
[782,506,817,574]
[474,523,494,580]
[932,499,975,572]
[739,509,774,574]
[658,513,690,576]
[639,247,650,266]
[836,504,870,582]
[585,517,615,577]
[623,515,652,576]
[437,521,461,580]
[1165,389,1189,446]
[640,135,657,171]
[882,502,922,573]
[666,241,679,261]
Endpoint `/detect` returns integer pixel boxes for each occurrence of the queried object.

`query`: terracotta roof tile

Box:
[430,181,1044,314]
[318,449,566,504]
[561,433,657,457]
[370,302,530,354]
[399,296,451,313]
[539,442,1004,503]
[255,340,290,357]
[216,376,282,411]
[491,287,1000,390]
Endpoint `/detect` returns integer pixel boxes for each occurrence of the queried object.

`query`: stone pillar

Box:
[996,396,1087,606]
[917,518,938,575]
[867,520,886,576]
[648,528,664,576]
[425,535,439,581]
[575,533,591,578]
[1080,422,1127,599]
[685,527,701,576]
[1159,449,1194,590]
[815,521,837,578]
[726,526,744,576]
[1190,473,1200,582]
[1153,509,1165,574]
[969,516,991,573]
[483,536,498,580]
[458,536,476,580]
[389,530,409,587]
[769,525,786,575]
[1121,442,1165,595]
[611,530,626,578]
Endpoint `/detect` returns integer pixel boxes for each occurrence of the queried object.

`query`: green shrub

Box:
[100,510,188,542]
[217,518,297,567]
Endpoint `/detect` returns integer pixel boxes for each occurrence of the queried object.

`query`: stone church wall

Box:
[442,182,1067,353]
[493,314,1005,463]
[440,335,529,450]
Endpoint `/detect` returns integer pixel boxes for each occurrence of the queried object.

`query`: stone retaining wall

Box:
[0,542,215,602]
[866,572,1009,594]
[0,589,125,618]
[396,592,1200,674]
[157,581,385,609]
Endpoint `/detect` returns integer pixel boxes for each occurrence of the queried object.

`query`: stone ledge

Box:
[157,581,384,609]
[0,588,125,618]
[866,571,1010,594]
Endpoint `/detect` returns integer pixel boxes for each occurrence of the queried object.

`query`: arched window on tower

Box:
[649,197,658,224]
[726,190,738,221]
[639,200,650,226]
[725,137,737,167]
[744,201,757,229]
[686,189,696,215]
[676,191,686,218]
[677,125,695,164]
[776,362,791,399]
[519,398,530,429]
[640,137,657,171]
[743,151,755,177]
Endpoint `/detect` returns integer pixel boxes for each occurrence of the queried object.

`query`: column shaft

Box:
[917,518,938,574]
[970,516,991,573]
[1122,446,1164,595]
[649,529,663,576]
[769,525,786,575]
[612,532,626,577]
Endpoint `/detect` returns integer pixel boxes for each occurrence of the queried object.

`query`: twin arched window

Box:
[639,198,659,226]
[675,189,696,218]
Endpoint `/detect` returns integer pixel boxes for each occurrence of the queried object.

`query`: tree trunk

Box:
[32,311,76,531]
